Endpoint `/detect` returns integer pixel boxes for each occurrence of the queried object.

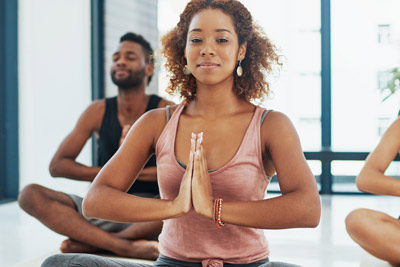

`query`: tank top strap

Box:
[103,96,118,123]
[146,95,161,111]
[237,106,269,179]
[241,106,265,145]
[155,103,185,157]
[168,103,185,124]
[98,96,121,166]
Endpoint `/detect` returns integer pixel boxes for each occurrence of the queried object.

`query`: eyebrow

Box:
[112,51,137,57]
[188,28,232,34]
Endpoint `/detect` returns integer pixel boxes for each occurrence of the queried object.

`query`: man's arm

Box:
[49,100,104,182]
[131,97,175,182]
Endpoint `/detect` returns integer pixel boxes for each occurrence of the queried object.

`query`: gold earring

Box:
[236,60,243,77]
[183,65,191,75]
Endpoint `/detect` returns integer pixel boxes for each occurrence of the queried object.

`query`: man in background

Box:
[18,32,173,260]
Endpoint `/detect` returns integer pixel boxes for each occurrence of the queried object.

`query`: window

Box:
[332,1,400,152]
[158,0,400,194]
[0,0,18,202]
[378,24,390,44]
[377,70,393,91]
[331,0,400,192]
[243,0,322,152]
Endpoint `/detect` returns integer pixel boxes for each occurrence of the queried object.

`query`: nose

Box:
[116,57,126,66]
[200,41,215,56]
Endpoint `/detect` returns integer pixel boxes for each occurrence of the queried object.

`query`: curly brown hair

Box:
[161,0,281,103]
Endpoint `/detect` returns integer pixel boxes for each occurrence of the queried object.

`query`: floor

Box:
[0,194,398,267]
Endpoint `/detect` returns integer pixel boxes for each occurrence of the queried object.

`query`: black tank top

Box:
[97,95,161,195]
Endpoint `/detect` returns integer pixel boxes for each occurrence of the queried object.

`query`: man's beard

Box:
[111,67,146,90]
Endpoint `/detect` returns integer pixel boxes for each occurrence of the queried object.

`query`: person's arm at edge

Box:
[219,111,321,229]
[83,106,188,222]
[48,100,104,182]
[356,117,400,196]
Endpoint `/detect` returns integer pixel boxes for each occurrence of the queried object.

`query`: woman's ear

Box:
[238,41,247,61]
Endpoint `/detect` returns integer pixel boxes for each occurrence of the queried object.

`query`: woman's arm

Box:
[356,117,400,196]
[83,108,192,222]
[225,111,320,229]
[192,111,321,229]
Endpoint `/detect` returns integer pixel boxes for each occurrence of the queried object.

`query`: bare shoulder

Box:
[261,110,296,136]
[138,104,180,144]
[142,104,180,122]
[386,117,400,136]
[157,97,176,108]
[260,110,300,150]
[371,117,400,157]
[74,99,105,132]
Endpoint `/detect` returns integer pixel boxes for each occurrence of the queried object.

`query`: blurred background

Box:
[1,1,400,266]
[1,0,400,201]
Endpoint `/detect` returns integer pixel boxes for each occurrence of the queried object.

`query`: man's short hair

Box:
[120,32,154,65]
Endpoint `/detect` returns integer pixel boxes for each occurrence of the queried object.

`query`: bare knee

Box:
[345,208,370,238]
[18,184,49,215]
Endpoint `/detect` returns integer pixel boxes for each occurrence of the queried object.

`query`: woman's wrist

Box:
[170,198,190,218]
[200,199,214,220]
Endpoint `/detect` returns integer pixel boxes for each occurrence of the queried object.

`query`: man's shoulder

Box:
[87,99,106,114]
[78,99,106,129]
[142,103,179,124]
[157,97,176,108]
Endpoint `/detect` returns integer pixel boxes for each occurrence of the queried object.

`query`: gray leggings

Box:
[42,253,301,267]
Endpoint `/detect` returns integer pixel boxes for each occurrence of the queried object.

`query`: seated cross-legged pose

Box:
[346,118,400,266]
[42,1,321,266]
[18,32,174,260]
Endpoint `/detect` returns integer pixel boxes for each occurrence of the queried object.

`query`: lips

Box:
[115,69,129,75]
[197,62,220,70]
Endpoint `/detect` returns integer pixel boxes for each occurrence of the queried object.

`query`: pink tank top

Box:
[155,103,270,265]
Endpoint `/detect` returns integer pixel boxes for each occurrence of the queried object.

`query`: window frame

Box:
[0,0,19,202]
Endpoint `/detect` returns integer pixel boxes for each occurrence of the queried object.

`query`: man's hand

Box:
[119,124,132,146]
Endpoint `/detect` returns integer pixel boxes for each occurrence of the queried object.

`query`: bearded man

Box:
[18,32,173,260]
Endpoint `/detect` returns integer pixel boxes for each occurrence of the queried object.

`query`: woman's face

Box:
[184,8,246,86]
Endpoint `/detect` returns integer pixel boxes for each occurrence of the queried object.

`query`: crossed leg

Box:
[18,184,162,260]
[345,208,400,266]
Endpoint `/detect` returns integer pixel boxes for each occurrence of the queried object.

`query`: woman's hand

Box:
[172,134,196,216]
[192,132,214,219]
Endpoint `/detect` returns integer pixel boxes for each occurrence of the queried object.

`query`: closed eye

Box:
[190,38,202,43]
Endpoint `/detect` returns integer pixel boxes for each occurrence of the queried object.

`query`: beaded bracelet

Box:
[214,198,225,229]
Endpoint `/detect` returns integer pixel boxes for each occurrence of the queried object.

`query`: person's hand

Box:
[192,132,214,219]
[119,124,131,146]
[172,134,195,216]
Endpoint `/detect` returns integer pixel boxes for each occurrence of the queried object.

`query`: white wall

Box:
[18,0,92,196]
[104,0,159,97]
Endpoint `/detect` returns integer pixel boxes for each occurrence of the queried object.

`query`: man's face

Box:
[110,41,149,90]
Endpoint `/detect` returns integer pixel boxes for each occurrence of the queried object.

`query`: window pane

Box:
[269,160,321,192]
[331,161,364,192]
[331,0,400,152]
[158,0,322,151]
[242,0,321,151]
[332,160,400,192]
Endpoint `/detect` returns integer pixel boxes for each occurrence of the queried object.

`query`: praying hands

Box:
[174,132,215,221]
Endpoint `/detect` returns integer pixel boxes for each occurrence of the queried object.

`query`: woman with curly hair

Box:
[43,0,320,266]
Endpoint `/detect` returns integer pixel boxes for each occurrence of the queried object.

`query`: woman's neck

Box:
[189,78,248,117]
